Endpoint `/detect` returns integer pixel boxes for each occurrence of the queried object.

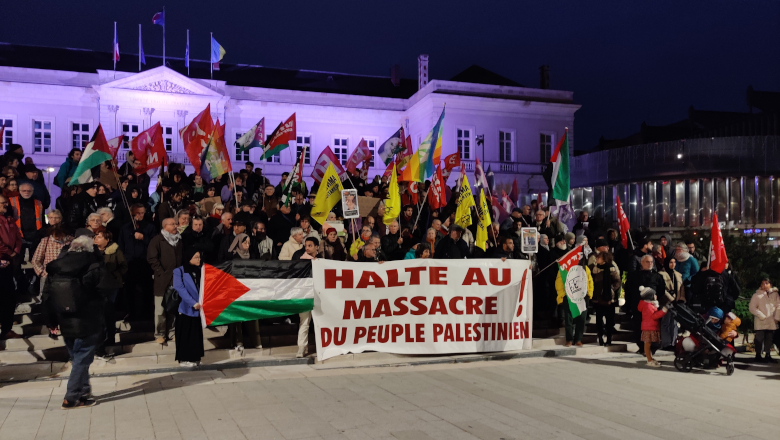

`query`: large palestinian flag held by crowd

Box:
[200,260,314,327]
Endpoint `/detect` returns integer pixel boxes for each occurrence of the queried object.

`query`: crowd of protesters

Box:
[1,142,779,407]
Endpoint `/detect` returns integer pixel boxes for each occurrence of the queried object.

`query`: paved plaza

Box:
[0,352,777,440]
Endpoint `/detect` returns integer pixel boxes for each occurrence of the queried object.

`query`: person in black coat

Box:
[118,203,157,321]
[67,183,100,232]
[435,225,470,259]
[380,220,406,261]
[181,217,213,257]
[268,204,295,258]
[624,254,666,354]
[45,235,107,409]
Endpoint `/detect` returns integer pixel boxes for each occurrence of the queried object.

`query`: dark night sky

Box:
[2,1,778,151]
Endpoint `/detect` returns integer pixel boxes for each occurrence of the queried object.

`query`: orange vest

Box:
[10,197,43,238]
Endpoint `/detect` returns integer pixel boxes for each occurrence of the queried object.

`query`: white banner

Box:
[312,259,533,361]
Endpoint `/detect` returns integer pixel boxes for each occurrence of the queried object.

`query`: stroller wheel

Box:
[674,356,692,372]
[725,355,735,376]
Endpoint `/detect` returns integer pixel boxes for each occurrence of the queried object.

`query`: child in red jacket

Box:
[638,286,668,367]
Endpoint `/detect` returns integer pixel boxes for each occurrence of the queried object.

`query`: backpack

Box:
[703,274,727,308]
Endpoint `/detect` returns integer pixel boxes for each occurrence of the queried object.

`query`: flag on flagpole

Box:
[311,146,348,183]
[474,157,489,190]
[152,10,165,26]
[180,104,214,171]
[261,114,295,160]
[377,127,404,166]
[235,118,265,152]
[106,134,123,161]
[510,178,519,206]
[557,245,588,318]
[548,128,570,203]
[399,107,445,182]
[112,22,120,64]
[616,195,631,249]
[131,122,166,174]
[407,182,419,205]
[491,195,510,224]
[138,24,145,69]
[709,213,728,273]
[501,190,515,213]
[310,163,345,225]
[280,145,307,208]
[455,175,475,228]
[395,135,413,170]
[382,161,394,180]
[383,164,401,225]
[475,189,492,252]
[185,30,190,70]
[69,125,113,186]
[199,123,232,183]
[211,36,225,70]
[486,165,495,193]
[428,166,445,210]
[345,138,371,175]
[442,152,460,183]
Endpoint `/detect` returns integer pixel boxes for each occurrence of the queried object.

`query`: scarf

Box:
[182,246,202,289]
[427,237,436,256]
[675,251,691,262]
[161,229,181,247]
[228,233,250,259]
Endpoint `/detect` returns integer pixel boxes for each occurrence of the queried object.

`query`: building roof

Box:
[0,42,536,100]
[449,65,523,87]
[747,85,780,113]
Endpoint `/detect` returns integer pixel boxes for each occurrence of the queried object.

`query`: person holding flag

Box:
[554,244,594,347]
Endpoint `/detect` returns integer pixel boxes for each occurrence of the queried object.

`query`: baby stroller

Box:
[671,302,736,376]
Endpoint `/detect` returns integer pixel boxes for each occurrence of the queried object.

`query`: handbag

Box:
[162,270,182,314]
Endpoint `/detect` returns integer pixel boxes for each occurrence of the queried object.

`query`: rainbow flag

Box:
[400,106,444,182]
[200,122,232,181]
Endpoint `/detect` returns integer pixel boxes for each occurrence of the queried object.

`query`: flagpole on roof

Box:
[162,6,166,67]
[138,24,141,72]
[210,32,213,80]
[186,29,190,77]
[113,22,117,73]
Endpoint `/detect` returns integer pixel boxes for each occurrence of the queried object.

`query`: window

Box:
[162,125,174,152]
[265,152,280,164]
[0,118,13,151]
[499,130,515,162]
[456,127,472,160]
[365,138,376,167]
[296,134,312,165]
[540,133,554,163]
[33,119,53,153]
[71,122,90,149]
[122,123,140,149]
[333,137,349,164]
[235,131,250,162]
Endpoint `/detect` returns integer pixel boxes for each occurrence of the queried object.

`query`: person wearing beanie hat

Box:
[638,285,669,367]
[319,224,347,261]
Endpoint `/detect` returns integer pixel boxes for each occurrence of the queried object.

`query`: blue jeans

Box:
[64,333,100,402]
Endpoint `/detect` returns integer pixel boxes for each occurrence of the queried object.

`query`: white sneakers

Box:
[179,361,198,368]
[646,360,661,368]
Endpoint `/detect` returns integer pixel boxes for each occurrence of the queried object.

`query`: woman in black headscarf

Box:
[173,246,205,367]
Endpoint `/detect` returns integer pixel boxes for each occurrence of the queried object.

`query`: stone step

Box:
[531,331,634,349]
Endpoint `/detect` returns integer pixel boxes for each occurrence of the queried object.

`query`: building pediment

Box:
[97,66,223,97]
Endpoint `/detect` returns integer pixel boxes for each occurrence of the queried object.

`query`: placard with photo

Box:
[341,189,360,219]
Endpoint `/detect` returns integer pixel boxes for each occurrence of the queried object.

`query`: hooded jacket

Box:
[719,315,741,343]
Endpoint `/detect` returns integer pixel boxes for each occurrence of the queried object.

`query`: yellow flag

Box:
[383,164,401,225]
[311,163,344,225]
[475,189,492,251]
[455,175,475,228]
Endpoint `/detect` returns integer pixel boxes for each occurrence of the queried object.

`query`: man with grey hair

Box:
[278,227,304,261]
[97,207,120,240]
[86,213,102,234]
[45,235,107,409]
[147,218,182,344]
[624,253,666,355]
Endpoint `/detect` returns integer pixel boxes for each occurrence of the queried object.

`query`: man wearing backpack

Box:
[45,235,108,409]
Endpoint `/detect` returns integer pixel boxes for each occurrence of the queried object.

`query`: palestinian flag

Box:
[280,145,307,207]
[69,125,113,186]
[546,128,570,203]
[557,245,588,318]
[200,260,314,327]
[261,113,296,160]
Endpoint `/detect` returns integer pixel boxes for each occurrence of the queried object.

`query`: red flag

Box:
[311,146,347,183]
[395,136,413,169]
[383,161,394,180]
[509,178,519,205]
[428,166,446,210]
[491,195,510,224]
[616,195,631,249]
[359,159,370,181]
[408,181,420,205]
[180,104,214,171]
[131,122,166,174]
[346,138,371,175]
[709,213,728,273]
[106,134,123,161]
[442,152,461,183]
[501,190,515,213]
[537,193,543,209]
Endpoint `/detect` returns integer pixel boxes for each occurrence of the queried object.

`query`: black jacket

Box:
[67,193,99,231]
[624,269,665,312]
[45,251,107,338]
[181,227,213,256]
[380,232,406,261]
[435,236,470,259]
[118,220,157,262]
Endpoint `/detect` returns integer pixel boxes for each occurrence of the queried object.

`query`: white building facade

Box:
[0,50,579,207]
